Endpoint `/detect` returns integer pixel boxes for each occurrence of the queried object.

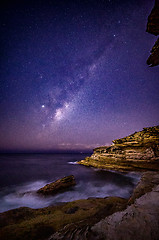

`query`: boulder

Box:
[37,175,76,196]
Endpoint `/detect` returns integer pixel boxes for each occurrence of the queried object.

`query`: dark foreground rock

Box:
[78,126,159,171]
[91,184,159,240]
[1,171,159,240]
[37,175,76,196]
[146,0,159,67]
[0,196,127,240]
[48,171,159,240]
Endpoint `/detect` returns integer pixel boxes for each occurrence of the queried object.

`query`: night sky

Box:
[0,0,158,152]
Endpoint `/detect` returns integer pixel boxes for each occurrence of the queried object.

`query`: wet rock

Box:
[37,175,76,196]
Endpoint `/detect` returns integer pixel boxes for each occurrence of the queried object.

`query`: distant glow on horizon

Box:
[0,0,158,152]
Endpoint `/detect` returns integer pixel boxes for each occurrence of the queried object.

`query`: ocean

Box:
[0,153,140,213]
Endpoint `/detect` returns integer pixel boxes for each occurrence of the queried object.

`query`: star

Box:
[0,0,158,153]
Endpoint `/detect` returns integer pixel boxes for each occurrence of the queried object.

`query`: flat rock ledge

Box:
[78,126,159,172]
[37,175,76,196]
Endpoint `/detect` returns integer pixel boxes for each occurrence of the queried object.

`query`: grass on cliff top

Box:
[112,126,159,145]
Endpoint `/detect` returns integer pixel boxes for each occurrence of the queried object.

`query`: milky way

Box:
[0,0,158,152]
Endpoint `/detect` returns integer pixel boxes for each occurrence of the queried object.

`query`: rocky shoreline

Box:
[0,126,159,240]
[91,178,159,240]
[1,171,159,240]
[0,0,158,238]
[49,171,159,240]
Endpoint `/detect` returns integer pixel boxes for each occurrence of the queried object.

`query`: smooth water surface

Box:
[0,153,140,212]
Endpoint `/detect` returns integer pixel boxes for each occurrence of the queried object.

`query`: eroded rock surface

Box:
[91,185,159,240]
[37,175,76,196]
[78,126,159,171]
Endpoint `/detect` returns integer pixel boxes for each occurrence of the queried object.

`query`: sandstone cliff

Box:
[1,125,159,240]
[78,126,159,171]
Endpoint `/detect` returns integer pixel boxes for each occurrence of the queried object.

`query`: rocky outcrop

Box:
[128,171,159,204]
[0,172,159,240]
[48,197,127,240]
[91,181,159,240]
[37,175,76,196]
[146,0,159,67]
[78,126,159,171]
[0,196,127,240]
[48,171,159,240]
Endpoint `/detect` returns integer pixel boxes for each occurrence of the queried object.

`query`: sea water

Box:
[0,153,140,213]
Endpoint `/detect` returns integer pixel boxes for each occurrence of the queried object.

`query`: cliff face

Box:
[78,126,159,171]
[92,180,159,240]
[146,0,159,67]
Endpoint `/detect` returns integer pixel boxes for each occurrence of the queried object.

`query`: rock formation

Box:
[78,126,159,171]
[1,171,159,240]
[147,0,159,67]
[91,173,159,240]
[0,196,127,240]
[1,126,159,240]
[37,175,76,196]
[48,171,159,240]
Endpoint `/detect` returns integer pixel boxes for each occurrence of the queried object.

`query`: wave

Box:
[0,176,138,213]
[0,180,52,213]
[68,161,78,165]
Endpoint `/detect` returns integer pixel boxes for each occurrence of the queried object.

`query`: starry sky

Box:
[0,0,159,152]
